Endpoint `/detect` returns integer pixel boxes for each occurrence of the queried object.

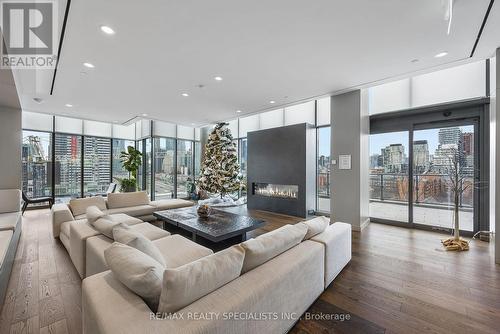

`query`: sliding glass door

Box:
[412,123,476,232]
[369,113,483,235]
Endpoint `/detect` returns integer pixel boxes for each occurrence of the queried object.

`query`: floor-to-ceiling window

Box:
[239,138,247,195]
[369,131,410,222]
[83,137,111,196]
[145,138,152,195]
[317,127,331,213]
[194,141,201,180]
[154,137,176,199]
[369,104,487,234]
[54,134,82,203]
[112,139,135,184]
[22,130,52,200]
[177,140,194,199]
[136,140,144,191]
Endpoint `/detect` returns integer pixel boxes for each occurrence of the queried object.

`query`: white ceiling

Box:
[7,0,500,125]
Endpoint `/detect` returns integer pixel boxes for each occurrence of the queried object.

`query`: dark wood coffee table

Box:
[153,206,265,243]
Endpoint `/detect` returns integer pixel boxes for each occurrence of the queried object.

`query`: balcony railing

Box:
[369,173,473,208]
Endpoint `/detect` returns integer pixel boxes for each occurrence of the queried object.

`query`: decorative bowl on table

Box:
[196,204,212,218]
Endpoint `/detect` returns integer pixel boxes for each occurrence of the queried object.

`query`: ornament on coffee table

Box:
[197,204,212,218]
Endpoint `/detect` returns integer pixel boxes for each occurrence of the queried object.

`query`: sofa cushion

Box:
[105,205,154,218]
[0,230,13,267]
[86,235,113,277]
[153,234,213,268]
[0,189,20,213]
[240,224,308,273]
[0,212,21,231]
[128,223,170,241]
[104,242,164,311]
[60,220,73,238]
[90,217,122,239]
[106,191,150,209]
[86,206,106,223]
[298,216,330,240]
[150,199,194,211]
[69,197,107,216]
[113,227,166,266]
[158,245,245,314]
[108,213,143,226]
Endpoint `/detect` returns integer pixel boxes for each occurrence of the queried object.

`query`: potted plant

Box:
[119,146,142,192]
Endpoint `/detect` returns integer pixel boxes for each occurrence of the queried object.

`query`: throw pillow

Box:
[90,217,121,239]
[240,224,307,273]
[113,226,166,267]
[86,205,105,224]
[157,245,245,314]
[298,216,329,240]
[104,242,164,311]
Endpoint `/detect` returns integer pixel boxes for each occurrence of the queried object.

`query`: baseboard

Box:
[360,218,370,231]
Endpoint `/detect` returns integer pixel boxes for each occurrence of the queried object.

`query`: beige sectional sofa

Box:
[51,191,194,278]
[51,191,193,238]
[82,222,352,334]
[0,189,22,306]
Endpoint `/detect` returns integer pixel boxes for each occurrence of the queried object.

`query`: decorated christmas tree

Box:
[197,123,241,198]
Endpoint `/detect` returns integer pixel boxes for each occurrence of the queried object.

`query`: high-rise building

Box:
[370,154,381,169]
[413,140,430,174]
[381,144,406,173]
[432,143,458,173]
[438,127,462,145]
[462,132,474,155]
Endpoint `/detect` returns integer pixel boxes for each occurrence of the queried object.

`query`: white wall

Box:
[0,107,22,189]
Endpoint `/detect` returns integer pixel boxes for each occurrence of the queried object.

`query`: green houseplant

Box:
[119,146,142,192]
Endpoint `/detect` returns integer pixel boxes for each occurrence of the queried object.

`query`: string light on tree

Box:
[197,123,242,198]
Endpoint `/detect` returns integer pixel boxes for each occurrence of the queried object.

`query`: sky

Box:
[318,127,330,156]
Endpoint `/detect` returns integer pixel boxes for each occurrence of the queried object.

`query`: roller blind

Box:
[22,111,53,131]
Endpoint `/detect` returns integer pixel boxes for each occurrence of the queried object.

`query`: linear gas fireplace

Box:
[253,183,298,199]
[247,123,316,217]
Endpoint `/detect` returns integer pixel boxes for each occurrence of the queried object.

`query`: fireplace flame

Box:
[254,183,298,199]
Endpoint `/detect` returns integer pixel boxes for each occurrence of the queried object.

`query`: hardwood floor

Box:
[1,208,499,333]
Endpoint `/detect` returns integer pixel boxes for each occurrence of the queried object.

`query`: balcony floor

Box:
[369,201,473,231]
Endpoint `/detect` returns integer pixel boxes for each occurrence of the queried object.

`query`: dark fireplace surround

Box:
[247,123,316,218]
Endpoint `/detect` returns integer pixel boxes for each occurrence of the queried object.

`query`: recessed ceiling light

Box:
[113,120,119,123]
[65,104,73,107]
[214,76,223,81]
[410,59,419,63]
[100,25,115,35]
[142,113,148,117]
[181,93,189,97]
[83,62,95,68]
[269,100,276,104]
[190,123,195,126]
[33,97,43,104]
[236,110,242,113]
[434,52,448,58]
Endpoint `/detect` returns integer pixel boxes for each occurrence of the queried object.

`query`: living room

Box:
[0,1,500,333]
